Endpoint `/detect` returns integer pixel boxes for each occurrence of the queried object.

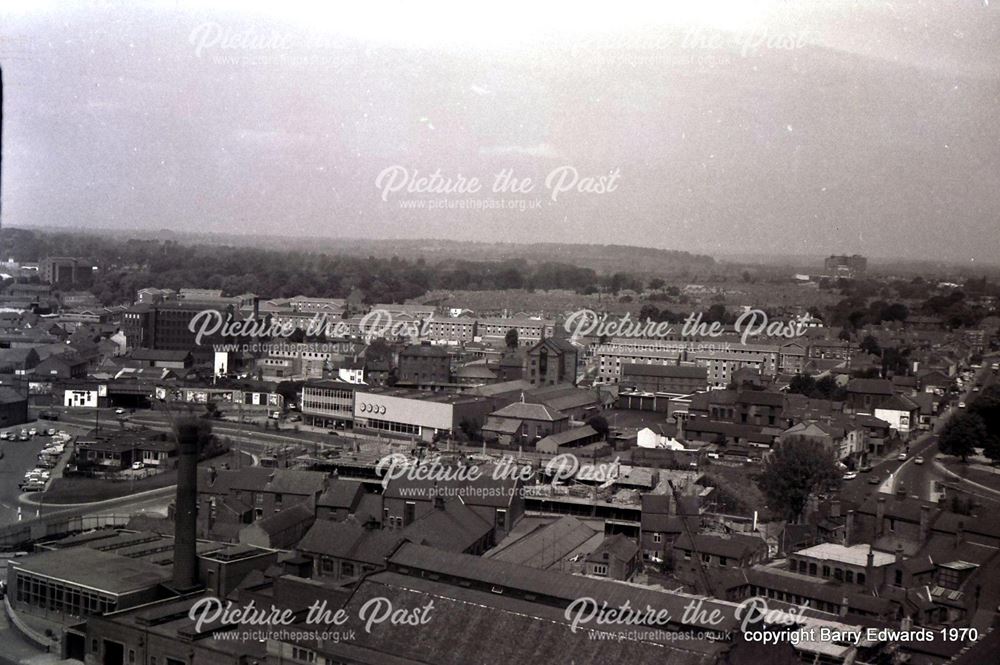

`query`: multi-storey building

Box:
[300,379,359,429]
[421,316,477,344]
[398,343,451,385]
[595,339,682,384]
[824,254,868,276]
[620,363,707,393]
[525,337,578,387]
[693,343,780,387]
[476,317,554,345]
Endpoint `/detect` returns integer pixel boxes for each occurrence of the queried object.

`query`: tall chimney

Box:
[876,497,886,537]
[919,505,931,543]
[173,418,203,591]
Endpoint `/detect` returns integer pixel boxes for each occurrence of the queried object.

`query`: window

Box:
[291,647,316,664]
[719,557,728,567]
[652,533,662,544]
[845,570,854,583]
[809,563,817,576]
[822,565,831,577]
[592,564,608,576]
[894,570,903,586]
[834,568,844,581]
[403,501,416,526]
[495,509,507,528]
[857,572,866,585]
[341,562,355,578]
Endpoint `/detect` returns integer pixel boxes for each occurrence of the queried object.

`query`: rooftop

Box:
[793,543,895,567]
[11,547,171,595]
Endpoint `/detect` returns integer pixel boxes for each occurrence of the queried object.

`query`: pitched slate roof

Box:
[317,479,364,510]
[673,533,767,560]
[585,533,639,564]
[491,401,567,422]
[846,378,895,395]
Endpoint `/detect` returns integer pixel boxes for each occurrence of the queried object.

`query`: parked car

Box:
[897,452,907,461]
[959,401,967,409]
[0,431,8,440]
[115,408,126,415]
[860,464,873,473]
[868,476,882,485]
[131,461,144,470]
[28,428,37,437]
[843,471,858,480]
[914,456,925,465]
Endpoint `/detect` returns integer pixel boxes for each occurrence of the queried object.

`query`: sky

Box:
[0,0,998,262]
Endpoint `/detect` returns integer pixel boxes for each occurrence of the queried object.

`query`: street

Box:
[841,359,1000,506]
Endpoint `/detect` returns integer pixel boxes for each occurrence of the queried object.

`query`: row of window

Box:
[15,574,116,617]
[791,558,867,585]
[360,418,420,435]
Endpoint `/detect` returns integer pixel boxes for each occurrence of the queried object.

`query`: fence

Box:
[0,513,133,550]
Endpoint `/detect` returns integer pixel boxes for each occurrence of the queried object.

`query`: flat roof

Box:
[11,548,171,595]
[354,386,485,405]
[794,543,895,568]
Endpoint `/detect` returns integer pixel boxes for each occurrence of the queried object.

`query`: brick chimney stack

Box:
[173,418,204,591]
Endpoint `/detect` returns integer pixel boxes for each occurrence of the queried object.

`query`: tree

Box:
[938,412,986,463]
[505,328,519,350]
[787,374,817,396]
[968,385,1000,461]
[586,415,610,440]
[756,437,840,522]
[860,335,882,357]
[648,277,665,290]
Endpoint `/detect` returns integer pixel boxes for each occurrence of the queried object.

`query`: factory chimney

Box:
[173,417,205,591]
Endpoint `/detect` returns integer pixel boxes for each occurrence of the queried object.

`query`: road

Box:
[841,359,999,506]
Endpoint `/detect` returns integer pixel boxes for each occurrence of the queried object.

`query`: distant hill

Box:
[3,227,716,275]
